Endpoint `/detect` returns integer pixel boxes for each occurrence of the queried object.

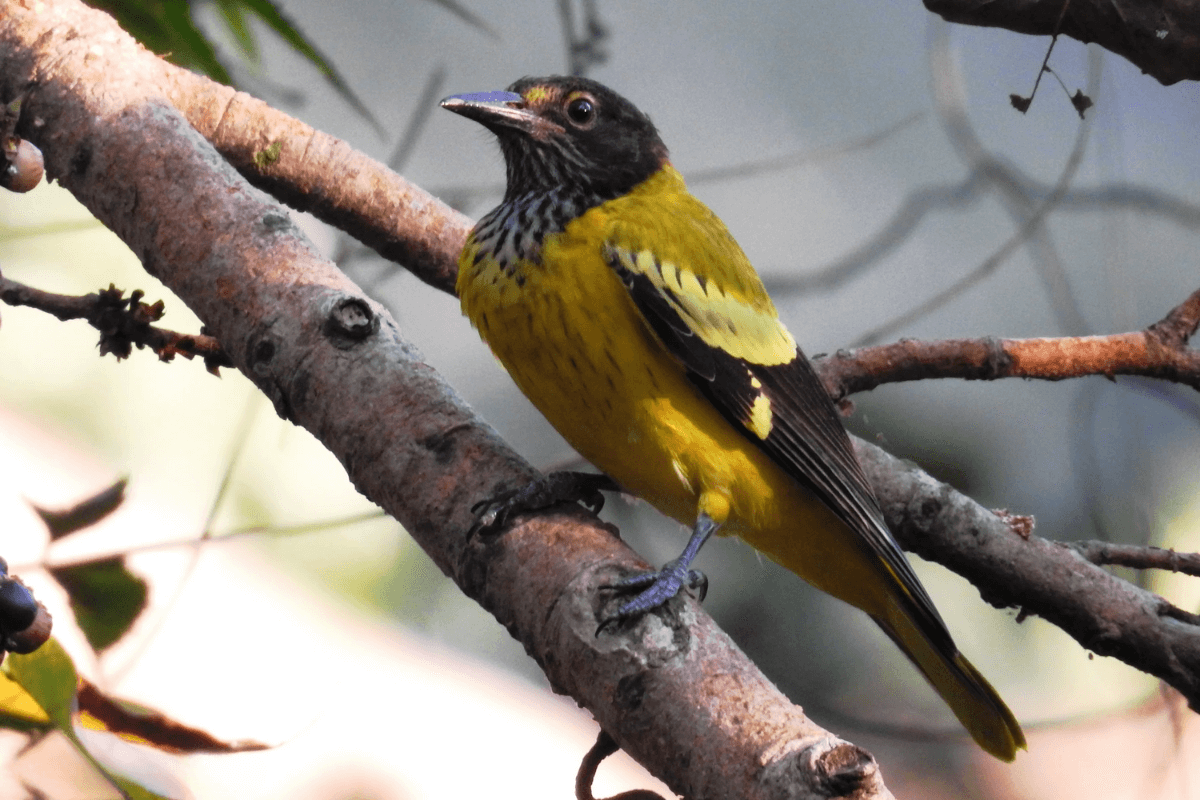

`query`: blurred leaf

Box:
[86,0,233,84]
[78,679,269,754]
[31,477,128,540]
[5,641,178,799]
[0,670,52,731]
[112,775,177,800]
[91,0,384,133]
[424,0,498,37]
[3,637,76,730]
[50,558,148,653]
[232,0,381,131]
[212,0,258,63]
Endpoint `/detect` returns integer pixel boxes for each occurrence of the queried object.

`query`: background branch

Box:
[924,0,1200,85]
[858,442,1200,709]
[0,273,232,370]
[816,287,1200,399]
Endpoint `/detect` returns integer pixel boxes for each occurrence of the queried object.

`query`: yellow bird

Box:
[442,76,1024,760]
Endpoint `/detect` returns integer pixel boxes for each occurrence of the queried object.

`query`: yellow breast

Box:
[458,179,777,533]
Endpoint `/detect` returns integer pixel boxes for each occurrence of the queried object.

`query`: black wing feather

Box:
[609,250,716,380]
[607,247,955,654]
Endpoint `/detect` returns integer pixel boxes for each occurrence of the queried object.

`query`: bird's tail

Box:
[874,600,1025,761]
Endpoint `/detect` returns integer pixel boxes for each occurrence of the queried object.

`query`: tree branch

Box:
[1069,542,1200,579]
[925,0,1200,86]
[157,58,469,296]
[815,286,1200,399]
[857,443,1200,709]
[0,273,233,371]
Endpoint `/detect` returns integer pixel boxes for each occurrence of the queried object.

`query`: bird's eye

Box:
[566,96,595,126]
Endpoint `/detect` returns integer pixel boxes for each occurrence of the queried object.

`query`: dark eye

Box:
[566,97,595,125]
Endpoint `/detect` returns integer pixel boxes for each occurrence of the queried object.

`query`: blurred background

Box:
[2,0,1200,797]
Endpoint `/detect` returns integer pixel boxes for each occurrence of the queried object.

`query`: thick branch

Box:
[925,0,1200,86]
[0,2,892,797]
[857,443,1200,709]
[159,58,468,295]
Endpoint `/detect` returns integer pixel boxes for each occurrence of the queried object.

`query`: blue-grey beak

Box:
[441,90,559,136]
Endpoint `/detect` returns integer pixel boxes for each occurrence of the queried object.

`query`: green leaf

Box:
[3,637,76,731]
[50,558,148,653]
[0,669,53,731]
[5,642,178,799]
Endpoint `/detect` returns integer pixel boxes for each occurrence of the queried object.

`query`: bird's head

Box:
[441,76,669,201]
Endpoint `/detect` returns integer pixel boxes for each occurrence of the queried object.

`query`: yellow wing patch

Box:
[607,246,797,367]
[745,392,774,440]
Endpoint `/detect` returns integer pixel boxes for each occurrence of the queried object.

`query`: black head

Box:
[441,76,670,201]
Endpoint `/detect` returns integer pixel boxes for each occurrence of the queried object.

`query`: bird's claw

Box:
[595,563,709,635]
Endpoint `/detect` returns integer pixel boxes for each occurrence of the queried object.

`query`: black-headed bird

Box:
[441,76,1024,761]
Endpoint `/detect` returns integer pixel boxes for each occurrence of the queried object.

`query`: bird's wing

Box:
[603,213,953,651]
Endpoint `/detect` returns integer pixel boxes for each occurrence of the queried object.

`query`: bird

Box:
[441,75,1024,761]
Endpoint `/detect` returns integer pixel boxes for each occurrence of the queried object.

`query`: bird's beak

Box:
[440,90,560,137]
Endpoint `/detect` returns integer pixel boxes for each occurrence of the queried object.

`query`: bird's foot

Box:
[469,471,619,538]
[596,560,708,634]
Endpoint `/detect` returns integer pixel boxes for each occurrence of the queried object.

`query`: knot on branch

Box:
[809,741,878,797]
[91,285,164,358]
[323,295,378,348]
[85,284,232,373]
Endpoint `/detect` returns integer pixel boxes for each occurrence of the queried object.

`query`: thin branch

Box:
[764,171,987,295]
[387,65,447,175]
[816,287,1200,398]
[0,273,233,372]
[761,171,1200,297]
[765,38,1107,319]
[1070,542,1200,579]
[1008,0,1074,113]
[576,731,666,800]
[558,0,609,76]
[687,112,925,185]
[929,27,1100,337]
[425,111,926,216]
[8,511,389,574]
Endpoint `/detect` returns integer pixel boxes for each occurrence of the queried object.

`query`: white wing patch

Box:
[611,246,797,366]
